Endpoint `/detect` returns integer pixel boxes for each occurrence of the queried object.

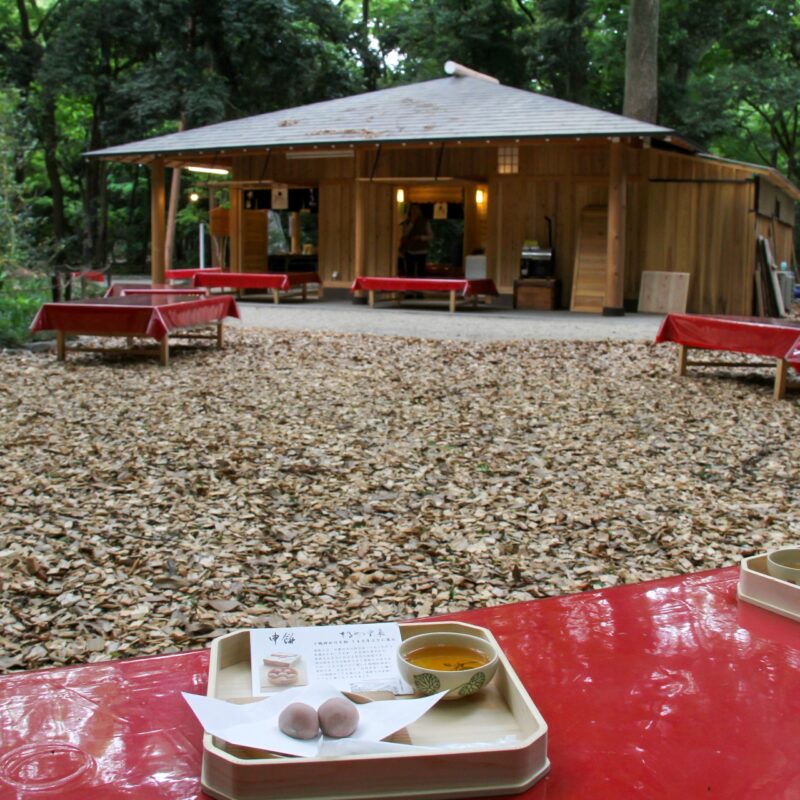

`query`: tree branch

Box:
[514,0,536,27]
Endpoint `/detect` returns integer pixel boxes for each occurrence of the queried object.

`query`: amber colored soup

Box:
[404,644,490,671]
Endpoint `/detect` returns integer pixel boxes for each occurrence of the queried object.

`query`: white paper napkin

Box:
[183,683,447,757]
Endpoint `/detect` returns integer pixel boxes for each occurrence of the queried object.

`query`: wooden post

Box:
[150,159,166,285]
[159,336,170,367]
[368,289,375,307]
[677,344,688,376]
[603,140,626,316]
[449,290,456,313]
[354,179,366,282]
[290,211,301,254]
[164,165,181,269]
[56,330,65,361]
[775,358,788,400]
[272,288,280,304]
[216,321,224,349]
[230,187,243,273]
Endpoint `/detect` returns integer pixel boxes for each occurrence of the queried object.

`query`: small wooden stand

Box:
[513,278,559,310]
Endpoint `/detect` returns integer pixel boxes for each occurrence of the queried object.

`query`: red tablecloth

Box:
[165,268,223,281]
[30,295,240,342]
[656,313,800,371]
[192,272,322,291]
[351,277,499,297]
[105,284,208,298]
[1,567,798,799]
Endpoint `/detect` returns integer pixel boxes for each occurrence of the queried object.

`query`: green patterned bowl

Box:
[397,632,499,700]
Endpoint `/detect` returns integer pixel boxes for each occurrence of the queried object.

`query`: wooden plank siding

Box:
[228,142,793,312]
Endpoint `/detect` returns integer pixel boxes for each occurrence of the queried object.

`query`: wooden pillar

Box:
[603,140,626,316]
[354,179,366,282]
[150,159,166,284]
[229,187,242,273]
[290,212,301,254]
[164,166,181,269]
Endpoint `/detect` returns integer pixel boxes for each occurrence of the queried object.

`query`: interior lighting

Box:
[186,166,230,175]
[189,191,200,202]
[475,188,485,204]
[396,188,405,204]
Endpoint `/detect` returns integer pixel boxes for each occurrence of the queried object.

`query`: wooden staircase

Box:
[570,206,608,312]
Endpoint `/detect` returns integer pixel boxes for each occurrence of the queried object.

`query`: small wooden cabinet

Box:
[513,278,559,310]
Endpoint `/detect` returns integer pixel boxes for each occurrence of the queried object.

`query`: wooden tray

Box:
[201,621,549,800]
[738,554,800,622]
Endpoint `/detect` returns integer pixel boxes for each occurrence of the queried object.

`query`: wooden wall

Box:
[230,144,795,312]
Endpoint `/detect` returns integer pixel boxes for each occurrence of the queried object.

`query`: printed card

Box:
[250,623,411,697]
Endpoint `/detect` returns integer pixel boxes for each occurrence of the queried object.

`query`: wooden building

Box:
[89,63,798,314]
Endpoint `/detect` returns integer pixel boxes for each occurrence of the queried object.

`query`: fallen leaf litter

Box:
[1,329,798,672]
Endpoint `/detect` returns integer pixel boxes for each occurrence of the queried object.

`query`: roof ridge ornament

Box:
[443,61,500,84]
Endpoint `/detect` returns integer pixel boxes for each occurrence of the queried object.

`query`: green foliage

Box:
[0,0,797,282]
[0,274,50,347]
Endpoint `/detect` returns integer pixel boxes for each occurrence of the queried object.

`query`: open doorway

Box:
[396,184,486,279]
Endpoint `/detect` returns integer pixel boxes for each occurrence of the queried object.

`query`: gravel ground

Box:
[1,329,798,672]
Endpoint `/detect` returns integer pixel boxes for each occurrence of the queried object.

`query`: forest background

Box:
[1,0,798,280]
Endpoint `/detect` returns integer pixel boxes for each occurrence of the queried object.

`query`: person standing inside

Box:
[400,204,433,278]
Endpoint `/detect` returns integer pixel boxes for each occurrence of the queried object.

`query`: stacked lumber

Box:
[754,236,785,318]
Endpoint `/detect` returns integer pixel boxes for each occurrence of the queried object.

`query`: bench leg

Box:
[272,288,280,304]
[302,284,307,301]
[216,321,224,349]
[677,344,688,376]
[126,336,134,348]
[159,336,170,367]
[368,290,375,308]
[317,285,324,300]
[56,330,66,361]
[449,290,456,313]
[775,358,788,400]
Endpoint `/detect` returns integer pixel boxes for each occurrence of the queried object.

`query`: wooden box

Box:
[514,278,559,310]
[201,621,550,800]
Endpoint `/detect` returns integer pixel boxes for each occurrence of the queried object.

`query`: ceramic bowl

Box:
[767,547,800,585]
[397,632,499,700]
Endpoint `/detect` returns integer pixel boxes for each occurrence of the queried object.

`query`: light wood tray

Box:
[201,621,549,800]
[738,554,800,622]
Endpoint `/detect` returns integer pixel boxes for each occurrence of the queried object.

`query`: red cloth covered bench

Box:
[351,276,499,312]
[192,271,323,303]
[656,313,800,399]
[30,294,240,366]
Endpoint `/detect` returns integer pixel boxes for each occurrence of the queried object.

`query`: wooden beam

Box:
[354,179,366,279]
[603,140,626,315]
[150,159,166,284]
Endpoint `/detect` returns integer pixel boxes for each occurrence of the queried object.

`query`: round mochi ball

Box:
[318,697,359,738]
[278,702,320,740]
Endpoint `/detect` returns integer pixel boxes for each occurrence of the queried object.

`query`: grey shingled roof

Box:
[87,77,675,158]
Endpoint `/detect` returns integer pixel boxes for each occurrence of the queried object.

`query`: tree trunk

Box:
[41,97,66,251]
[164,115,185,269]
[623,0,659,123]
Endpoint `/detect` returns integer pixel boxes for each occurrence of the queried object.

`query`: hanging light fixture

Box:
[475,188,485,205]
[396,188,405,204]
[189,190,200,203]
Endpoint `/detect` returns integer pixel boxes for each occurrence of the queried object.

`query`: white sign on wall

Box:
[433,202,448,220]
[271,183,289,210]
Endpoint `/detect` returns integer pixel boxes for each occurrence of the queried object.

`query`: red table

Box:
[1,567,798,799]
[656,313,800,399]
[351,277,499,313]
[192,272,323,303]
[105,284,209,298]
[30,294,240,366]
[166,268,224,282]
